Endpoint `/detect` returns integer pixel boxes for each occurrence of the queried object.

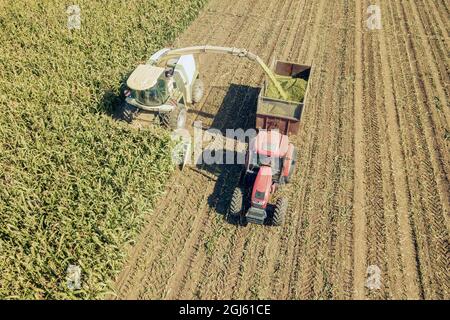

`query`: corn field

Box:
[0,0,208,299]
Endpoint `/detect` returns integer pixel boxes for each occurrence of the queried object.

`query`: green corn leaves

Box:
[0,0,208,299]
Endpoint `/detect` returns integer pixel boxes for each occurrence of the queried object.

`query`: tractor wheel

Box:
[192,78,204,103]
[116,102,157,128]
[116,102,138,123]
[159,106,187,129]
[273,197,288,226]
[284,148,297,184]
[228,187,245,219]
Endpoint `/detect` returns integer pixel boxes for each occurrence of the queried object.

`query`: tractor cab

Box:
[121,53,203,130]
[126,64,170,108]
[123,63,190,130]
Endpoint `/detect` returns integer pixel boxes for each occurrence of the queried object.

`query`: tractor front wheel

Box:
[159,106,187,129]
[228,187,245,220]
[273,197,288,226]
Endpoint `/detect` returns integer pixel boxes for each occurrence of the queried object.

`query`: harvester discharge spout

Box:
[153,45,289,101]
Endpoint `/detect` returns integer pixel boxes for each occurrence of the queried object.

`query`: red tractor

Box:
[228,130,297,226]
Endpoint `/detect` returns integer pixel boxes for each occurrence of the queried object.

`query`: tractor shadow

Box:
[194,83,261,223]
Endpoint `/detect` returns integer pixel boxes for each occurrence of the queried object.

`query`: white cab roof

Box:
[127,64,165,90]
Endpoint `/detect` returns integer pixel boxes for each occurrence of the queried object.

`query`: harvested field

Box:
[113,0,449,299]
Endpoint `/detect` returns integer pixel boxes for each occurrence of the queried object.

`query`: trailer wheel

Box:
[159,106,187,129]
[192,78,204,103]
[228,187,244,220]
[273,197,288,226]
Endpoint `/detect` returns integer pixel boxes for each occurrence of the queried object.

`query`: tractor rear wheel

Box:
[284,148,297,184]
[273,197,288,226]
[228,187,245,219]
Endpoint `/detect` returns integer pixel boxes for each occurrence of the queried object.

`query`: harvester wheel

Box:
[116,102,157,128]
[117,102,138,123]
[192,78,204,103]
[228,187,244,218]
[273,197,288,226]
[159,106,187,129]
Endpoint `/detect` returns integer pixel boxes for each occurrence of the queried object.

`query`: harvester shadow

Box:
[100,72,133,121]
[195,83,260,224]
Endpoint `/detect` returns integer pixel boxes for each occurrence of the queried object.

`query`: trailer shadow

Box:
[194,83,260,222]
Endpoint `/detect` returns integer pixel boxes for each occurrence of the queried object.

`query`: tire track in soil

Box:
[439,0,450,15]
[387,0,449,299]
[405,0,450,200]
[370,17,404,298]
[294,0,349,299]
[363,19,391,300]
[282,0,339,299]
[253,0,317,299]
[434,0,450,23]
[320,0,355,299]
[425,0,450,54]
[371,7,405,298]
[376,0,422,299]
[419,0,450,96]
[282,1,311,61]
[407,1,450,172]
[352,0,367,300]
[395,0,449,299]
[307,0,354,299]
[289,0,350,299]
[271,0,332,299]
